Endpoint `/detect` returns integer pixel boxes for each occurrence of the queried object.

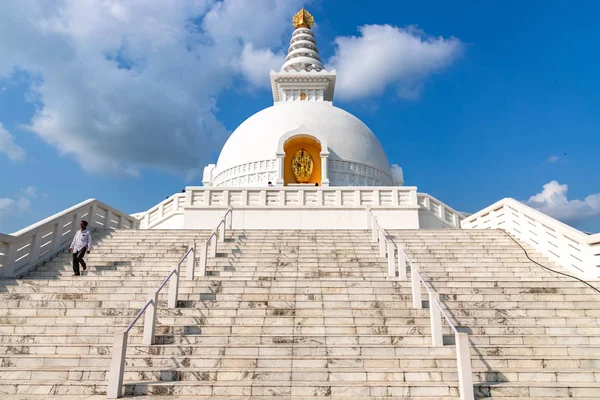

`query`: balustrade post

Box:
[143,292,158,345]
[219,220,225,242]
[371,216,377,243]
[210,229,217,257]
[51,221,63,252]
[186,241,196,280]
[29,232,42,268]
[366,207,372,229]
[387,241,395,278]
[168,266,180,309]
[455,332,474,400]
[199,242,207,277]
[107,331,128,398]
[429,292,443,346]
[89,204,97,228]
[2,243,16,278]
[379,229,386,258]
[227,207,233,229]
[397,249,407,281]
[411,266,422,309]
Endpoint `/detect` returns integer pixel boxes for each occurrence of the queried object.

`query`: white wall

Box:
[184,207,419,230]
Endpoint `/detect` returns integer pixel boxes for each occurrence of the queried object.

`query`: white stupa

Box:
[202,9,404,188]
[2,9,596,282]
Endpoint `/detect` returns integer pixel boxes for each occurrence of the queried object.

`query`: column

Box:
[320,152,329,187]
[276,153,285,186]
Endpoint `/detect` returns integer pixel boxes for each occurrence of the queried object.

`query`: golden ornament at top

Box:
[292,8,315,29]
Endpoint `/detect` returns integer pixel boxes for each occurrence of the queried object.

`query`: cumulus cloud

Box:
[238,44,285,88]
[0,0,303,177]
[0,122,25,161]
[526,181,600,224]
[328,24,462,100]
[0,186,35,230]
[548,156,560,163]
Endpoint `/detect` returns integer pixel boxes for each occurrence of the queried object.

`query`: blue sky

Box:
[1,0,599,233]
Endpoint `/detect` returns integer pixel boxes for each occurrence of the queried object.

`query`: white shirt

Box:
[70,229,92,252]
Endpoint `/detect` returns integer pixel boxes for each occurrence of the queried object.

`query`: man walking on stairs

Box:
[68,220,92,276]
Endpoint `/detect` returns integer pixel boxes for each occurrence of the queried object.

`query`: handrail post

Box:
[168,266,180,309]
[379,228,386,257]
[210,229,217,257]
[143,292,158,345]
[227,207,233,229]
[429,292,443,346]
[186,241,196,280]
[397,249,407,281]
[371,216,377,243]
[219,220,225,242]
[411,266,422,309]
[107,331,128,398]
[387,241,395,278]
[199,241,207,277]
[456,332,474,400]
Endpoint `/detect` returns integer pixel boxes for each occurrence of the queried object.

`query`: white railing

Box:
[368,208,474,400]
[107,242,196,398]
[0,199,138,278]
[417,192,463,228]
[196,208,233,278]
[138,193,186,229]
[461,198,600,279]
[187,186,418,208]
[107,207,233,398]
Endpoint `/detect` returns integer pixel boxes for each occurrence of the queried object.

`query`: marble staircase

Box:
[0,229,598,399]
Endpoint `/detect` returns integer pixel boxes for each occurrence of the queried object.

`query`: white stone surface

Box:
[213,102,393,187]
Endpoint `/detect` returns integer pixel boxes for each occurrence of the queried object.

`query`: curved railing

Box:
[367,208,474,400]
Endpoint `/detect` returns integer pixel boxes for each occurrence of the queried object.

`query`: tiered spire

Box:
[281,8,323,72]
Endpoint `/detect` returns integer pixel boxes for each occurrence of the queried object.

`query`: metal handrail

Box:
[122,247,193,333]
[206,207,232,246]
[369,207,460,335]
[401,247,460,334]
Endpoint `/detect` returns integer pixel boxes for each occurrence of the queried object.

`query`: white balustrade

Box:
[417,193,463,228]
[188,186,418,208]
[137,193,186,229]
[0,199,138,278]
[462,198,600,279]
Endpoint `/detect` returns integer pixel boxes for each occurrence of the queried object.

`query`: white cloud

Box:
[0,0,303,177]
[548,156,560,163]
[328,24,462,101]
[0,186,36,230]
[238,43,285,88]
[527,181,600,224]
[22,186,36,197]
[0,122,25,161]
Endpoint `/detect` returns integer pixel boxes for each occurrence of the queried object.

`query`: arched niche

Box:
[276,126,330,186]
[283,136,322,185]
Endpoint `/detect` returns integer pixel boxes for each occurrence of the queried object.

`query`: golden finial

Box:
[292,8,314,29]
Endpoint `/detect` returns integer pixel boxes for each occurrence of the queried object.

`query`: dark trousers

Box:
[72,246,87,275]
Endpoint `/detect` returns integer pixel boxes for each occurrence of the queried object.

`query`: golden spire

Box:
[292,8,315,29]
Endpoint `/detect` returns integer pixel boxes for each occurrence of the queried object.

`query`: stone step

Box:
[2,366,599,384]
[0,379,464,397]
[2,332,600,346]
[2,343,599,357]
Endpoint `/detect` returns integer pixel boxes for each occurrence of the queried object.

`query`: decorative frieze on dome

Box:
[329,160,393,186]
